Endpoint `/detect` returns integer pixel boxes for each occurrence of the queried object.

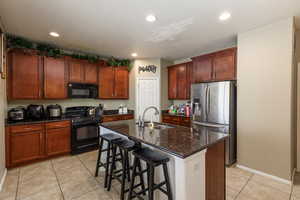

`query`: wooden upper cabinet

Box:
[8,49,42,100]
[168,63,190,100]
[192,54,213,83]
[191,48,237,83]
[186,62,193,98]
[168,66,177,99]
[213,48,236,81]
[98,66,129,99]
[176,65,187,99]
[44,57,67,99]
[84,62,98,84]
[69,59,84,83]
[114,67,129,99]
[98,66,115,98]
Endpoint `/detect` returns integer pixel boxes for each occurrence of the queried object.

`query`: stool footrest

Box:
[134,169,148,176]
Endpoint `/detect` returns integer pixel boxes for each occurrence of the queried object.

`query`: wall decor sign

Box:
[0,32,5,79]
[138,65,157,74]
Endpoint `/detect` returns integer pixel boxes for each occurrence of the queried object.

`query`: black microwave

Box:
[68,83,98,98]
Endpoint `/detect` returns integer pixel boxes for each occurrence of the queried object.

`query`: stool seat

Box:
[113,139,137,151]
[100,133,122,141]
[128,148,173,200]
[133,148,169,164]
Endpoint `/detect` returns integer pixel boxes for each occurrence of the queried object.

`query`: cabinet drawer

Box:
[46,121,70,129]
[103,116,120,122]
[10,124,43,134]
[162,115,172,121]
[121,114,134,120]
[182,117,191,123]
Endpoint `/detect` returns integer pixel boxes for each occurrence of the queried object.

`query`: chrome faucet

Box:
[139,106,160,127]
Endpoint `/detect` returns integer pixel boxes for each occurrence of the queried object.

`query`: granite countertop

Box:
[100,120,228,158]
[103,110,134,117]
[6,110,135,126]
[5,116,71,126]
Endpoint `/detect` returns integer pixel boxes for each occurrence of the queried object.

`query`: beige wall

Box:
[0,31,7,182]
[8,99,132,112]
[161,59,173,110]
[296,30,300,63]
[0,78,6,182]
[237,18,295,180]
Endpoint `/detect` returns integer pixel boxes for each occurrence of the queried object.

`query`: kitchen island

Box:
[100,120,228,200]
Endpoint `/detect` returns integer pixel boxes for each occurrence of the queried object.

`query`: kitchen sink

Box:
[137,122,174,130]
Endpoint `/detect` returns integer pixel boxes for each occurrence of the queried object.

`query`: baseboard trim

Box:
[0,168,7,192]
[236,165,291,185]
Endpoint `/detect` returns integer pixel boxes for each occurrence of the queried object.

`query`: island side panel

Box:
[173,150,206,200]
[205,140,226,200]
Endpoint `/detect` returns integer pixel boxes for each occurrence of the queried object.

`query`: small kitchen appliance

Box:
[8,106,26,121]
[47,104,62,118]
[26,104,45,120]
[68,83,98,98]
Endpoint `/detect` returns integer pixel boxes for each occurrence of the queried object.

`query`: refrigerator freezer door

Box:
[191,83,207,122]
[207,81,230,125]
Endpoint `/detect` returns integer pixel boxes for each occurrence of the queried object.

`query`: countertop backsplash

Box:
[7,99,133,113]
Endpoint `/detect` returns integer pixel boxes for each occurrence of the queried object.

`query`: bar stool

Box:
[128,148,173,200]
[95,133,122,188]
[107,139,146,200]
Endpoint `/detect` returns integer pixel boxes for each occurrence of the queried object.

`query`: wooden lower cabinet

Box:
[206,140,225,200]
[9,128,45,166]
[6,120,71,168]
[46,121,71,156]
[162,114,191,127]
[102,114,134,122]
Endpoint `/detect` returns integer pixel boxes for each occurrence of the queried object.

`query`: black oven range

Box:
[65,106,102,155]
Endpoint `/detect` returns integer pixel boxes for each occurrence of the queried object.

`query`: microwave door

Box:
[191,83,207,123]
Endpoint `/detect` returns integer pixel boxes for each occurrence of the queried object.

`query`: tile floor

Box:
[0,150,296,200]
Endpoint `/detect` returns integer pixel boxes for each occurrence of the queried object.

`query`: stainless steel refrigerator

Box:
[191,81,236,165]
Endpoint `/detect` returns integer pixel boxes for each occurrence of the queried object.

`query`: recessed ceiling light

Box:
[131,53,138,57]
[49,32,60,37]
[219,12,231,21]
[146,14,156,22]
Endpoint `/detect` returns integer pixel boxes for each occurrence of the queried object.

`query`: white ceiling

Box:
[0,0,300,60]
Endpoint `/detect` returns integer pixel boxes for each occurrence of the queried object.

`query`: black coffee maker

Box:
[27,105,45,120]
[95,104,103,117]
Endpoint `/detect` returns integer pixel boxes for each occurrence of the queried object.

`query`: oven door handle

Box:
[72,122,99,128]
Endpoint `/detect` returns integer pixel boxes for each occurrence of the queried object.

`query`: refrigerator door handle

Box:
[208,87,211,114]
[205,85,209,119]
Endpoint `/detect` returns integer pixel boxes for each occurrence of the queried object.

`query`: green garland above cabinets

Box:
[6,34,132,70]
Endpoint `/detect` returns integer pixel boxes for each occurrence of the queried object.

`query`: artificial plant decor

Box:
[6,34,132,70]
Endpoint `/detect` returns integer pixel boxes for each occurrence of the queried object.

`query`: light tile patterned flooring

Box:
[0,150,297,200]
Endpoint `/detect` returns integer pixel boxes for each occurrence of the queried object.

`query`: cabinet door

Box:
[46,127,71,156]
[69,59,84,83]
[8,50,42,99]
[44,57,67,99]
[98,66,115,98]
[114,67,129,99]
[84,62,98,84]
[10,130,44,165]
[168,67,177,99]
[176,65,188,99]
[192,55,213,83]
[213,48,236,81]
[186,62,193,99]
